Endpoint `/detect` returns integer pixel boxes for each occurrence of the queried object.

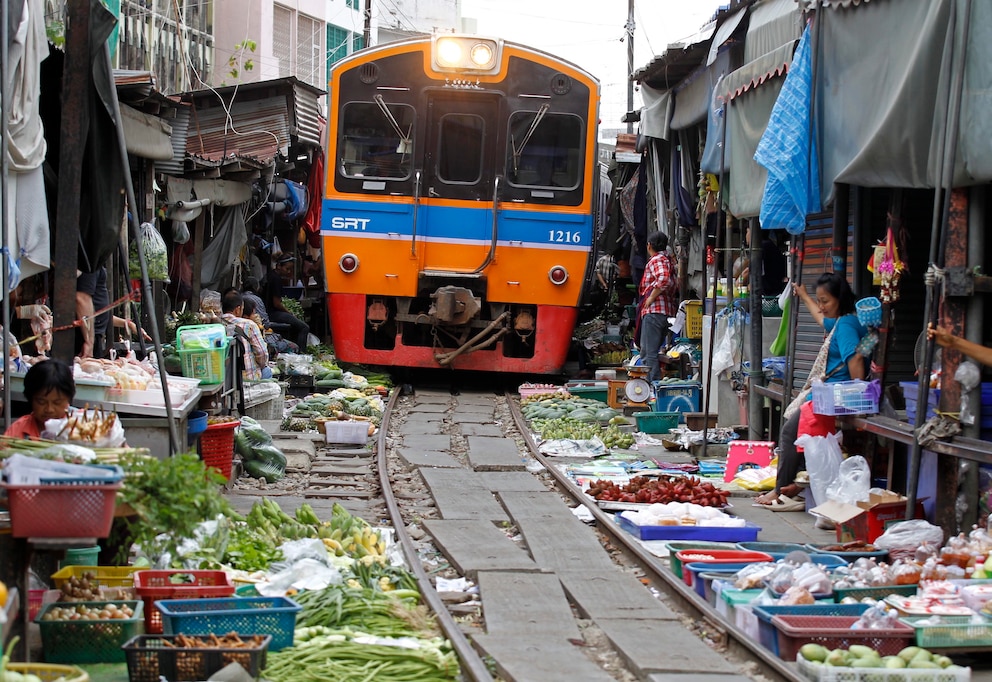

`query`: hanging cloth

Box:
[754,25,821,235]
[302,153,324,247]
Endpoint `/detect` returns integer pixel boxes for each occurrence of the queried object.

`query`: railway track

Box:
[362,384,803,682]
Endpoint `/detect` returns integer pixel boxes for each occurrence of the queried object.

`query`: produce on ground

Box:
[162,633,266,649]
[798,643,964,670]
[235,417,286,483]
[587,475,730,507]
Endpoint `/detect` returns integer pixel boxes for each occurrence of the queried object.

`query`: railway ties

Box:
[383,388,763,682]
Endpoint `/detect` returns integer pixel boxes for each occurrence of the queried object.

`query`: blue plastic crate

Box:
[616,513,760,542]
[156,596,301,650]
[650,382,701,420]
[752,602,871,656]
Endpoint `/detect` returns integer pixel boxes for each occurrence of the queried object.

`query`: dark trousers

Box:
[270,310,310,351]
[639,312,670,383]
[775,408,802,493]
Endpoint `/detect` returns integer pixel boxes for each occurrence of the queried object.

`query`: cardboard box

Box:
[810,491,926,543]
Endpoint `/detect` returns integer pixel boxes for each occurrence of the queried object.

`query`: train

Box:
[321,34,599,372]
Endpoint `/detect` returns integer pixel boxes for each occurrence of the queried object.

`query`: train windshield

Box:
[437,113,485,184]
[339,99,416,180]
[506,111,582,189]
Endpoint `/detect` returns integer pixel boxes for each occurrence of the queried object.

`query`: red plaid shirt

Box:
[639,251,677,317]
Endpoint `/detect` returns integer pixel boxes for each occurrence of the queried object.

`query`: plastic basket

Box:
[683,300,703,339]
[804,543,889,561]
[178,343,228,385]
[795,655,971,682]
[36,600,144,664]
[156,596,301,650]
[832,584,918,603]
[3,663,90,682]
[769,614,915,661]
[811,380,880,416]
[187,410,208,437]
[675,550,774,587]
[665,541,739,579]
[753,602,872,656]
[122,633,271,682]
[200,421,237,480]
[762,295,784,317]
[634,411,680,434]
[1,480,122,538]
[900,615,992,649]
[51,565,139,589]
[29,588,46,621]
[856,297,883,328]
[735,541,808,560]
[135,570,236,634]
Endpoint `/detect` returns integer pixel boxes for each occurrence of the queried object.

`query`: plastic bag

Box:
[711,316,738,376]
[825,455,871,505]
[129,221,169,281]
[874,520,945,554]
[795,431,843,507]
[955,361,981,426]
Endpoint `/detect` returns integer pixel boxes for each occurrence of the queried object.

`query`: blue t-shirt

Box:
[823,315,867,381]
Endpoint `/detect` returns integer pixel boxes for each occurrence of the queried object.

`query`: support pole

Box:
[52,0,92,362]
[363,0,372,49]
[748,220,764,440]
[1,0,10,430]
[626,0,635,134]
[102,42,180,454]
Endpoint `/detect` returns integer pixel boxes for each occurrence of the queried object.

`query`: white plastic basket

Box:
[811,380,879,416]
[796,656,970,682]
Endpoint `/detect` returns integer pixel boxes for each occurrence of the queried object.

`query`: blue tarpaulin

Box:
[754,25,820,234]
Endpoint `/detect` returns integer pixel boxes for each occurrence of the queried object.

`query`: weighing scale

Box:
[608,371,653,411]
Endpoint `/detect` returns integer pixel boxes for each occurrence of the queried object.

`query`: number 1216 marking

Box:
[548,230,581,244]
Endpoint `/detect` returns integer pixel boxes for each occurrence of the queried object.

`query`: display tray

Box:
[615,512,760,542]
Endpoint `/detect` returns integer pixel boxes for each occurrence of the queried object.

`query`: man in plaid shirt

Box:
[638,231,678,383]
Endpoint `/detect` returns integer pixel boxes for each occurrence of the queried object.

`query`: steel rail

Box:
[506,397,802,682]
[376,387,495,682]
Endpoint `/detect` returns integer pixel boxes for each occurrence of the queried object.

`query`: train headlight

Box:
[470,43,493,67]
[432,36,500,73]
[436,39,463,68]
[339,253,359,274]
[548,266,568,285]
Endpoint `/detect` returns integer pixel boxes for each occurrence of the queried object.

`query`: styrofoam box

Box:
[324,420,370,445]
[736,604,759,641]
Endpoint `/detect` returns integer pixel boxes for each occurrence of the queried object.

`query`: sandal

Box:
[768,494,806,512]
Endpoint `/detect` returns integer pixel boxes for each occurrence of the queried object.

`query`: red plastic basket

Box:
[769,614,915,661]
[1,481,122,538]
[674,549,774,587]
[134,570,236,634]
[200,421,237,480]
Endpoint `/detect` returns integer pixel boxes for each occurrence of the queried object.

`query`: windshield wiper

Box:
[374,94,413,154]
[510,103,550,175]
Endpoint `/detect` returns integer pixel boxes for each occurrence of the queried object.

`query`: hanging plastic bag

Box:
[795,431,843,507]
[129,221,169,281]
[769,297,791,356]
[825,455,871,505]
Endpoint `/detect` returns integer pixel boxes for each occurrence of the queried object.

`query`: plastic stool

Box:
[723,440,775,483]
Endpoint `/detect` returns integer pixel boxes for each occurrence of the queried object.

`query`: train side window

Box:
[437,113,484,184]
[339,101,415,180]
[506,112,582,189]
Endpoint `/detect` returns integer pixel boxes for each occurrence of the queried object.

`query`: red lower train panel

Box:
[327,293,577,374]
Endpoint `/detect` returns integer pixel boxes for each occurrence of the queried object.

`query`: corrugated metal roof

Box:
[185,96,290,163]
[159,103,190,176]
[292,81,324,148]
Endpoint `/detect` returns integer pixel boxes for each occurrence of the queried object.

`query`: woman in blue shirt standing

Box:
[756,272,866,510]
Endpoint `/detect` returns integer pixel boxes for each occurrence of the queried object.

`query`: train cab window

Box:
[506,112,582,189]
[339,100,415,180]
[437,114,484,184]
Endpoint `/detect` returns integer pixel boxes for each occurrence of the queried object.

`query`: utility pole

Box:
[363,0,372,48]
[626,0,635,133]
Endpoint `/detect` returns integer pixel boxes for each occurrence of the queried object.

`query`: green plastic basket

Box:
[832,583,918,603]
[665,541,738,579]
[901,615,992,648]
[37,600,144,664]
[634,411,680,434]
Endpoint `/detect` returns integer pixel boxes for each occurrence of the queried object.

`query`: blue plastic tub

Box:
[187,410,208,436]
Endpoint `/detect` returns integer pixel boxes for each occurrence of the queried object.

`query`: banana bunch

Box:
[318,502,386,559]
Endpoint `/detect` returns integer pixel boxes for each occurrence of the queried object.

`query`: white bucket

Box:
[595,369,617,381]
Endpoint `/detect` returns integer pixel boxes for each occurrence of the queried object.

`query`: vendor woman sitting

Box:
[5,359,75,439]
